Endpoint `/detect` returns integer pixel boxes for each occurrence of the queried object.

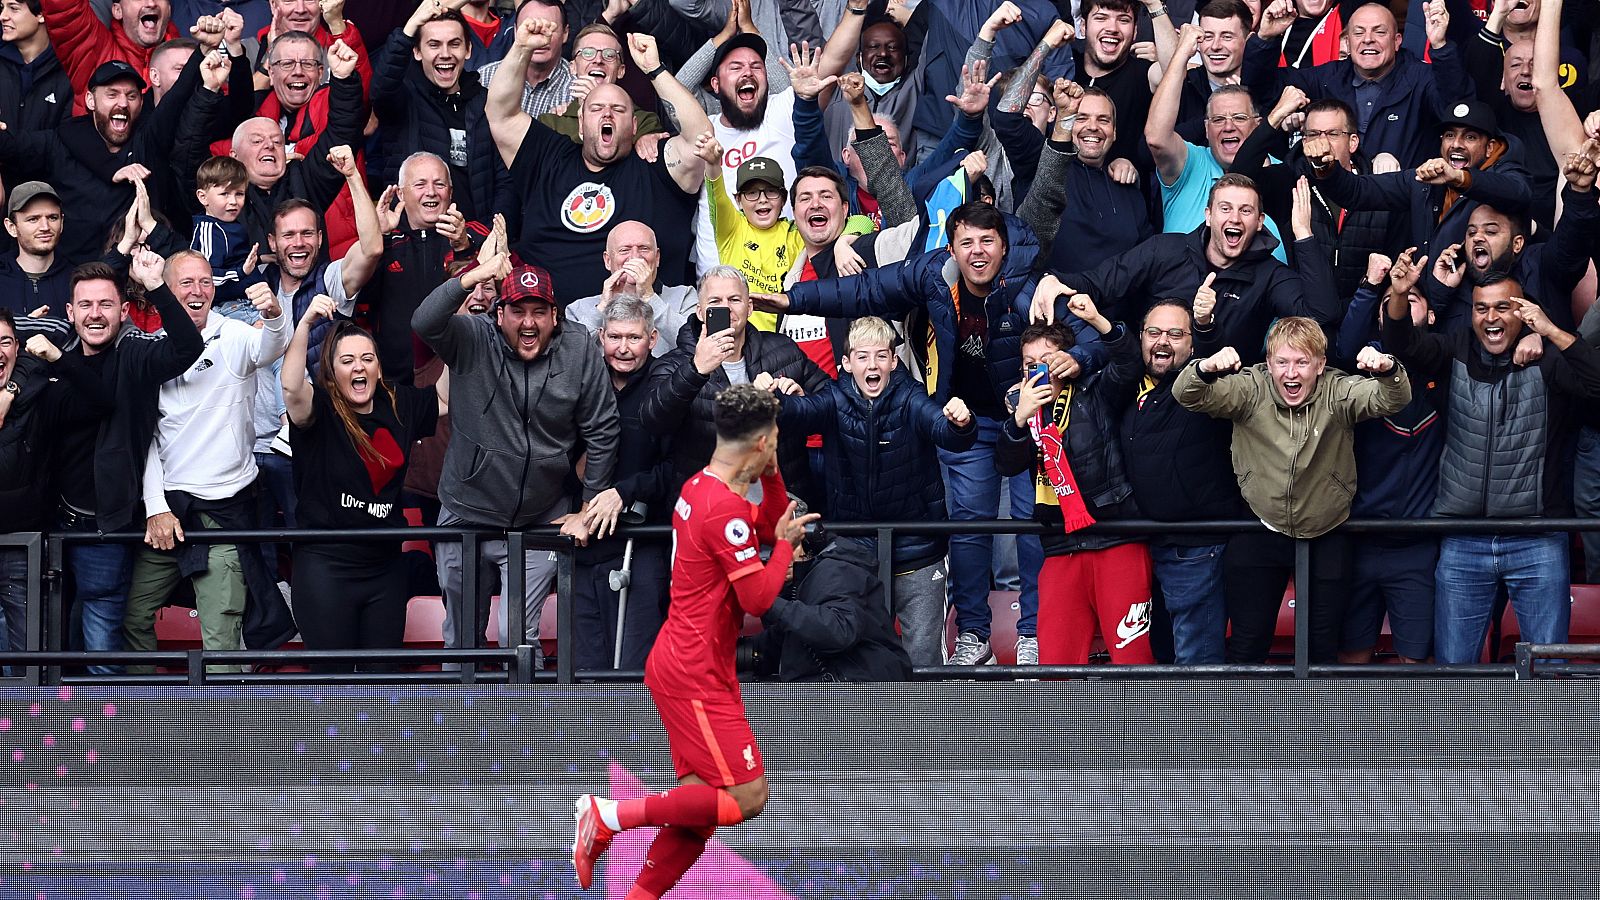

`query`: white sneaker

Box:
[1014,636,1039,666]
[948,631,994,665]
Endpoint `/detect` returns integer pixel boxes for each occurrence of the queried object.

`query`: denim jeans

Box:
[65,536,133,676]
[254,451,297,578]
[1150,542,1228,664]
[1575,426,1600,583]
[0,549,30,673]
[938,415,1041,641]
[1434,533,1570,664]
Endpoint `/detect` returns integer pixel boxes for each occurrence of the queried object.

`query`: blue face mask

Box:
[861,69,901,97]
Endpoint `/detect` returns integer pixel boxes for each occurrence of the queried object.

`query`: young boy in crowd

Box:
[761,316,976,666]
[701,142,872,331]
[191,156,261,319]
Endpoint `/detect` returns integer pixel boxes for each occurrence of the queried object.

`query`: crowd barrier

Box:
[1,518,1597,686]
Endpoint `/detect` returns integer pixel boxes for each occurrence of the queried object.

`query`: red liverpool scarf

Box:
[1029,388,1097,533]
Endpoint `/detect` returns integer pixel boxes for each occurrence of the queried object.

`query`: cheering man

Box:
[572,384,818,897]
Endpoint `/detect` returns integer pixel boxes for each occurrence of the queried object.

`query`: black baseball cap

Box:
[1437,99,1499,140]
[709,32,768,85]
[88,59,148,91]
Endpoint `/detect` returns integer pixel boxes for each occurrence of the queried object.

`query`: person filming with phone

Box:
[641,266,831,508]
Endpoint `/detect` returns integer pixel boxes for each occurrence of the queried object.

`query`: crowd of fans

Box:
[1,0,1599,679]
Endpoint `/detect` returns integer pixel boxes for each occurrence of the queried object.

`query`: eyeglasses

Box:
[1206,113,1259,126]
[1027,91,1050,108]
[1301,129,1349,140]
[1142,327,1191,340]
[270,58,322,72]
[574,47,622,61]
[738,187,783,201]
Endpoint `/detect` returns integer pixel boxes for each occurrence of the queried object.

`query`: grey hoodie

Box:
[413,277,620,528]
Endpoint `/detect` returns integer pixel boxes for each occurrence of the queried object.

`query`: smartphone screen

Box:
[705,306,732,335]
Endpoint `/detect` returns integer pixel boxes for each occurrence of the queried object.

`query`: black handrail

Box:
[7,517,1600,686]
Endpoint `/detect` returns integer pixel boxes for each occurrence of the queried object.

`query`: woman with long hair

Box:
[282,295,443,671]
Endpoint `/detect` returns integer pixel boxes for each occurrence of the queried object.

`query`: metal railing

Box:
[0,517,1595,686]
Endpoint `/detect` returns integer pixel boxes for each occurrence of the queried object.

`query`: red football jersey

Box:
[646,469,787,699]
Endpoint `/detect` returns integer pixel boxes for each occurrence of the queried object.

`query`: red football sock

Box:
[617,783,744,830]
[624,825,711,900]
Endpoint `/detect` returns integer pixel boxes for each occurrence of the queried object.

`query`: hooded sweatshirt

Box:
[412,277,619,528]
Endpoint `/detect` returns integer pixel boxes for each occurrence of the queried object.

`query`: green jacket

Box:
[1173,359,1412,538]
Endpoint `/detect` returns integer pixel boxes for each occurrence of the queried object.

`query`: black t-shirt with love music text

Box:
[290,382,438,530]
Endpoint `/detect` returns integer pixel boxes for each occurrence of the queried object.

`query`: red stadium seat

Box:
[942,590,1020,663]
[154,606,202,649]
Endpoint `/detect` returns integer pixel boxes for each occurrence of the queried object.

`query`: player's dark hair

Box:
[947,201,1008,252]
[151,37,199,64]
[1020,322,1077,351]
[417,9,471,42]
[71,262,122,297]
[714,384,780,445]
[1146,298,1194,322]
[0,306,15,334]
[196,155,249,191]
[272,198,323,233]
[1304,97,1357,133]
[970,173,996,205]
[1082,0,1139,19]
[1197,0,1252,30]
[792,165,847,197]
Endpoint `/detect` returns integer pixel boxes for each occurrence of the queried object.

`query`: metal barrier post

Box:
[460,532,481,685]
[1514,642,1533,680]
[186,650,204,686]
[556,544,575,684]
[17,533,42,687]
[506,531,527,664]
[44,533,65,686]
[1293,539,1310,680]
[875,527,894,619]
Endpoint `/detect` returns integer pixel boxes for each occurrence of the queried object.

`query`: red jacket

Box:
[41,0,180,114]
[255,20,373,92]
[209,85,361,259]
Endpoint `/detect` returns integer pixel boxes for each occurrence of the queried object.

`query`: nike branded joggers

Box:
[1036,542,1155,665]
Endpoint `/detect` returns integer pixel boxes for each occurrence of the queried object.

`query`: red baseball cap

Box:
[498,262,557,308]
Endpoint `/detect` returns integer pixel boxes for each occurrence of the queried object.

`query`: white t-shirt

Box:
[693,89,799,276]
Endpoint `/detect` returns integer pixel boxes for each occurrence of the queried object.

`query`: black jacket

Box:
[370,27,511,225]
[1103,326,1244,543]
[640,317,830,507]
[0,43,70,137]
[760,538,913,683]
[1423,184,1600,334]
[996,323,1143,555]
[777,367,976,571]
[0,50,202,264]
[1228,123,1406,300]
[0,353,111,531]
[1316,136,1534,299]
[371,217,489,384]
[575,355,677,565]
[1063,225,1344,364]
[173,68,367,254]
[0,252,73,316]
[15,284,205,532]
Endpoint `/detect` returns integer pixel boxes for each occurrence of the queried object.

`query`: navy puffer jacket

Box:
[778,367,977,571]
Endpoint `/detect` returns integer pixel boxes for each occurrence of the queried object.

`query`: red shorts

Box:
[650,687,765,787]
